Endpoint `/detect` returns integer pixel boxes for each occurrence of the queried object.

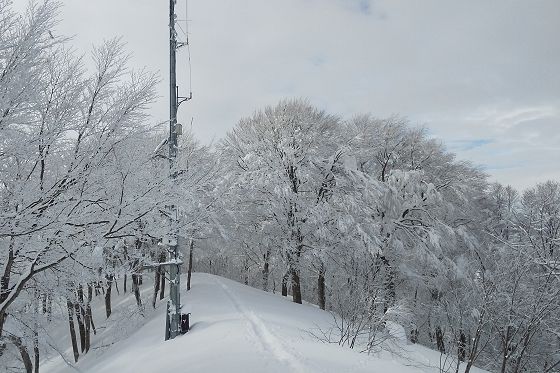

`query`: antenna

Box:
[164,0,183,341]
[145,0,192,343]
[176,0,192,108]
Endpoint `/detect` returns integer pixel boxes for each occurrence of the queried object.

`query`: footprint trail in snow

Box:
[214,277,306,373]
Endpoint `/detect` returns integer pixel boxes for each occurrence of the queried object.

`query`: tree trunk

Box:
[42,293,48,314]
[317,264,326,310]
[122,244,129,293]
[243,258,249,285]
[498,324,515,373]
[435,326,446,354]
[0,240,15,338]
[74,302,86,353]
[75,286,86,353]
[153,264,161,308]
[380,255,395,313]
[411,329,419,344]
[130,240,143,310]
[46,292,52,322]
[289,245,303,304]
[187,240,194,291]
[281,271,289,297]
[262,249,270,292]
[86,284,96,335]
[290,240,304,304]
[135,239,144,287]
[464,313,484,373]
[33,327,39,373]
[458,330,466,362]
[33,288,39,373]
[291,267,302,304]
[153,251,166,305]
[8,335,33,373]
[0,312,6,341]
[132,272,142,309]
[84,310,90,353]
[66,300,79,363]
[160,268,166,300]
[411,287,419,343]
[105,275,113,319]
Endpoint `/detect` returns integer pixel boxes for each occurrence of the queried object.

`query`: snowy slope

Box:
[42,273,489,373]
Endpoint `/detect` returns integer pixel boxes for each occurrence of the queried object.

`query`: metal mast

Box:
[166,0,181,341]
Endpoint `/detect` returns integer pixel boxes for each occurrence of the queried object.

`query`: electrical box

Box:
[180,313,190,334]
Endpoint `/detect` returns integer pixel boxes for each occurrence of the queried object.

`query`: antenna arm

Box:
[177,92,193,108]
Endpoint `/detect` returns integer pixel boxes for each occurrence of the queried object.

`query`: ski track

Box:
[214,278,306,373]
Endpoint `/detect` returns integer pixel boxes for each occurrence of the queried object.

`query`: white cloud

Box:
[14,0,560,189]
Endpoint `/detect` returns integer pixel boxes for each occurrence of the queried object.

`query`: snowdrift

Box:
[42,273,488,373]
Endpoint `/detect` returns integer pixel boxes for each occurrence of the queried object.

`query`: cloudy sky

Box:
[14,0,560,189]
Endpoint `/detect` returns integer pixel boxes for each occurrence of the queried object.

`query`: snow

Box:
[42,274,489,373]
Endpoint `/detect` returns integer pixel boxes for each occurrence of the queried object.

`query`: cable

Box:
[175,0,193,110]
[185,0,189,39]
[186,0,192,97]
[187,43,192,97]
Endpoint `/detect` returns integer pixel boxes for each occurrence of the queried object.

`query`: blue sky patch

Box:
[450,139,494,151]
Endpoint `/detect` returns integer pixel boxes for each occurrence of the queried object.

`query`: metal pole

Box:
[165,0,181,341]
[169,0,178,160]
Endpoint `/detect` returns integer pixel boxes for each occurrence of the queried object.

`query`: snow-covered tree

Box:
[219,99,342,304]
[0,1,161,369]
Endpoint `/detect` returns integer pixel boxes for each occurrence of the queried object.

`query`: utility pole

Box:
[166,0,181,341]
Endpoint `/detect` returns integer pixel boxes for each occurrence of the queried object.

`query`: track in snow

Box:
[214,278,305,373]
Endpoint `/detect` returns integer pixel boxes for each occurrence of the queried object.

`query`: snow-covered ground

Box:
[42,273,489,373]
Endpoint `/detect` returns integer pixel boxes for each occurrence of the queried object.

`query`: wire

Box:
[177,22,187,36]
[176,0,188,41]
[185,0,192,96]
[185,0,189,38]
[187,44,192,96]
[175,1,193,110]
